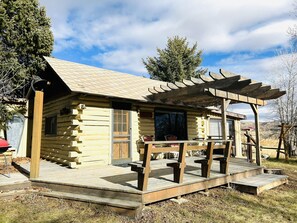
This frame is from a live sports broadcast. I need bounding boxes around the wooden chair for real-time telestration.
[164,134,178,158]
[213,141,232,174]
[165,134,177,141]
[138,135,163,160]
[194,141,214,178]
[141,135,154,142]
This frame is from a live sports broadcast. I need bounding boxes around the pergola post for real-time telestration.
[30,90,44,179]
[221,98,230,140]
[250,104,261,166]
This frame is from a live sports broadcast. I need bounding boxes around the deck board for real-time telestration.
[18,157,260,193]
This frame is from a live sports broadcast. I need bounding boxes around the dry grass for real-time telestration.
[139,158,297,223]
[0,194,123,223]
[0,158,296,223]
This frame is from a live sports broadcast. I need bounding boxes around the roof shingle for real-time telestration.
[44,57,165,101]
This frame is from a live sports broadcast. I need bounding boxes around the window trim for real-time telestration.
[45,115,57,136]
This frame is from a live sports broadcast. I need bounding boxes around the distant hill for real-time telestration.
[241,121,280,140]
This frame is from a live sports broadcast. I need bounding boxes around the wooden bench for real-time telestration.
[130,140,232,191]
[194,141,215,178]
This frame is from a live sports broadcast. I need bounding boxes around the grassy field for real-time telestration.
[0,158,296,223]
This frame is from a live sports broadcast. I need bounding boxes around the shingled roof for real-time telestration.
[44,57,285,111]
[44,57,166,102]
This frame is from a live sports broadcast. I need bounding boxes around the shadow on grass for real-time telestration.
[266,157,297,165]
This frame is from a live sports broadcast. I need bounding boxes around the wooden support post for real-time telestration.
[30,91,44,179]
[250,104,261,166]
[220,141,232,174]
[177,143,187,182]
[221,99,230,140]
[167,143,187,183]
[246,130,252,162]
[194,141,214,178]
[139,143,152,191]
[276,123,284,159]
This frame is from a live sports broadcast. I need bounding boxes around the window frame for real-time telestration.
[45,115,57,136]
[154,108,188,141]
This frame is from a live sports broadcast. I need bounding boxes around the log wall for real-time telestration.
[139,106,155,138]
[41,94,79,168]
[72,95,111,166]
[138,105,208,141]
[41,94,240,168]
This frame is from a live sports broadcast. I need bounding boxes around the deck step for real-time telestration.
[231,174,288,195]
[0,181,31,192]
[40,191,143,217]
[31,180,142,202]
[0,189,33,199]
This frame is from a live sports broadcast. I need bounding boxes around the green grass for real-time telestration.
[0,158,296,223]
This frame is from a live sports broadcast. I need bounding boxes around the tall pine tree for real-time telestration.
[0,0,53,130]
[143,36,206,82]
[0,0,53,90]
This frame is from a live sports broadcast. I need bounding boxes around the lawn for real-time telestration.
[0,158,296,223]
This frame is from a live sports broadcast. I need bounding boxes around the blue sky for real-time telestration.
[39,0,296,121]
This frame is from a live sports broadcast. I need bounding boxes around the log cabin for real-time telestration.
[26,57,259,168]
[20,57,288,214]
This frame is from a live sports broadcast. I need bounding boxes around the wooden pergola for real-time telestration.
[147,69,286,166]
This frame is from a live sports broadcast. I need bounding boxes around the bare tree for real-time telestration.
[0,60,28,131]
[288,1,297,41]
[272,46,297,156]
[0,62,27,99]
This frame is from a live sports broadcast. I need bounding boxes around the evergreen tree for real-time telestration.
[0,0,53,92]
[143,36,206,82]
[0,0,53,130]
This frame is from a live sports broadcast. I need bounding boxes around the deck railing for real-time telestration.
[129,140,232,191]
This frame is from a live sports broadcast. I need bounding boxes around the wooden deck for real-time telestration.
[4,157,265,217]
[17,158,262,203]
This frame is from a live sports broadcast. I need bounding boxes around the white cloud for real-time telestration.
[93,48,149,75]
[229,103,278,122]
[38,0,295,121]
[39,0,295,76]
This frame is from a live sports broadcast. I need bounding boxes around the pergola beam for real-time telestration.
[236,82,263,94]
[258,90,286,100]
[205,88,266,106]
[247,85,271,98]
[223,79,251,91]
[150,75,241,101]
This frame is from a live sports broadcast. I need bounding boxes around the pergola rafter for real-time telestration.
[147,69,286,166]
[148,69,285,106]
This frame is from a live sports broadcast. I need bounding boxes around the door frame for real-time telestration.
[111,109,132,165]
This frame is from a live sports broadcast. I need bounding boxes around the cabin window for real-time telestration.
[209,119,234,139]
[45,115,57,135]
[154,109,187,141]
